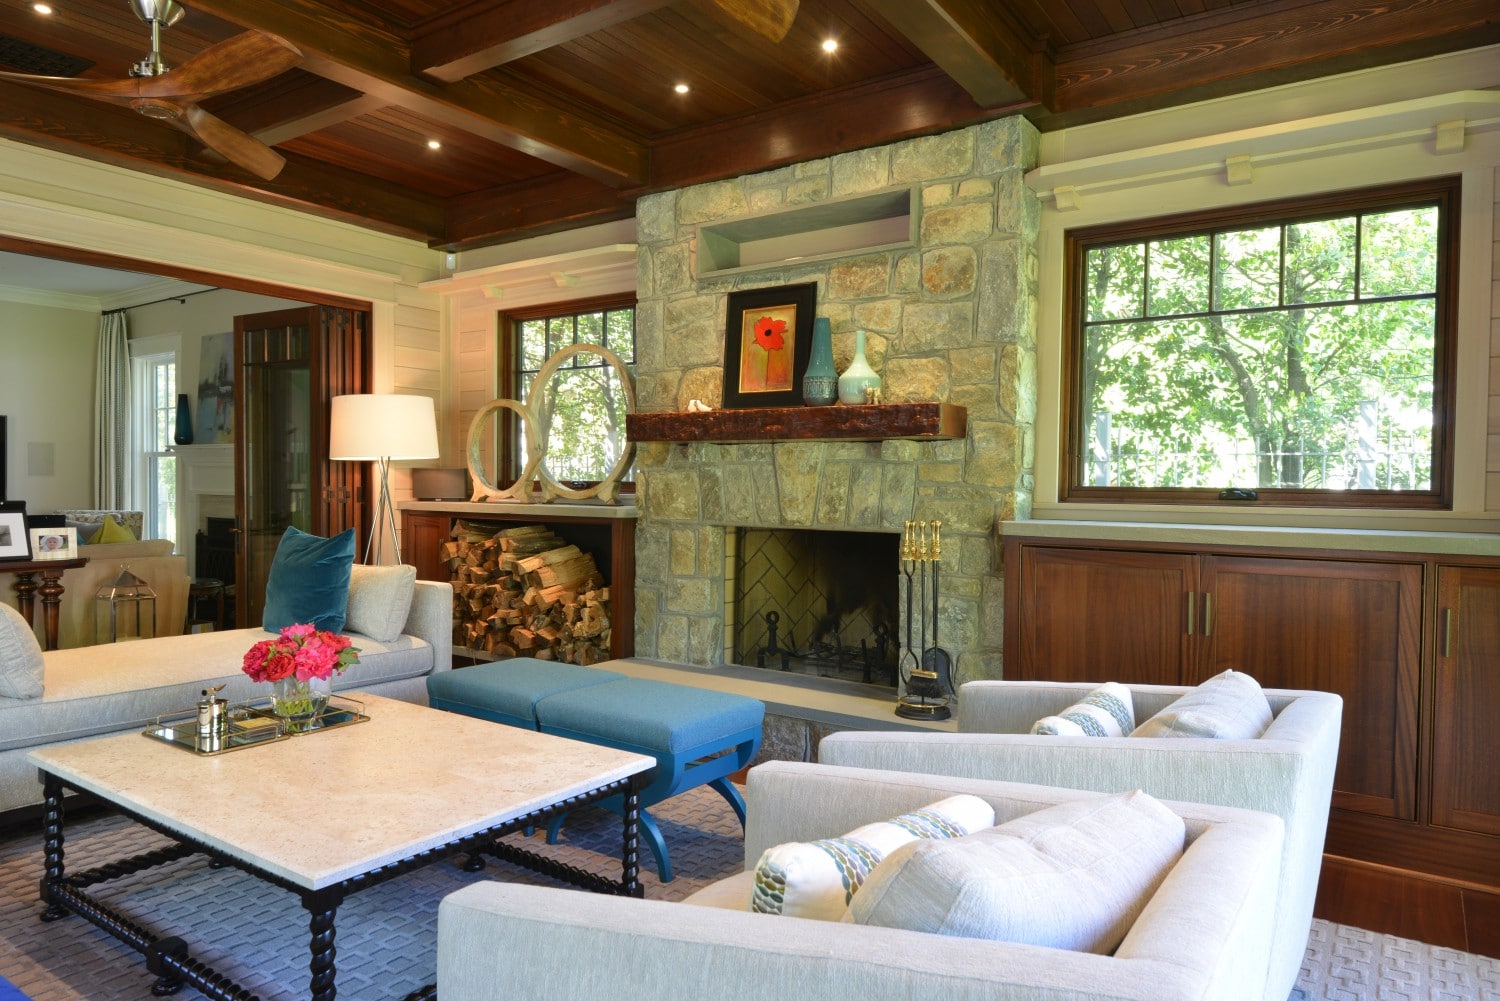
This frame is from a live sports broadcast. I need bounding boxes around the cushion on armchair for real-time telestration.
[87,514,137,544]
[1131,669,1273,739]
[750,794,995,920]
[1031,681,1135,736]
[846,789,1185,954]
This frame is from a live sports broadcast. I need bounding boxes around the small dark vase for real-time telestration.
[174,393,194,445]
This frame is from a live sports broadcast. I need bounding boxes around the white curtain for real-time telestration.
[94,311,131,509]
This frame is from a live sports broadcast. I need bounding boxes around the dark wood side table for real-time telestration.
[7,557,87,650]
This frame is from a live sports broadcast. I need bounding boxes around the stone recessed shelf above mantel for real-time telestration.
[626,403,967,444]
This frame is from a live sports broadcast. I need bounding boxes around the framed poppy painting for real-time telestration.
[720,282,817,409]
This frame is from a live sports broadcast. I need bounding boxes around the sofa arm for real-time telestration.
[405,580,452,673]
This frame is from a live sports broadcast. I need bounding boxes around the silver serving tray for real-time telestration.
[143,696,369,755]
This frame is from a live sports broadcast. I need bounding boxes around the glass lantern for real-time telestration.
[95,565,157,643]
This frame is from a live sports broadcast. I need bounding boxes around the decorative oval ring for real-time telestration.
[466,397,541,503]
[529,343,637,504]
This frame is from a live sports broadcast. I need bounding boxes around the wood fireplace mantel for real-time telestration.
[626,402,966,444]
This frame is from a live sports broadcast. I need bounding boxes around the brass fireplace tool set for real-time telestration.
[896,519,953,721]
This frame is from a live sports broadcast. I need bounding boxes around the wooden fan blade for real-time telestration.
[132,32,301,101]
[0,68,149,103]
[180,104,286,180]
[707,0,799,42]
[0,32,299,105]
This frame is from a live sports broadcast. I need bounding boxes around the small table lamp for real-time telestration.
[329,394,440,565]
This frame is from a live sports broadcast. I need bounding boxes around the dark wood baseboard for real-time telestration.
[1316,854,1500,958]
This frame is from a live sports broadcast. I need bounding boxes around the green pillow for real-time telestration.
[261,526,356,633]
[87,514,137,544]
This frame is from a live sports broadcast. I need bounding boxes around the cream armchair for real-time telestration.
[0,539,189,647]
[817,681,1342,1001]
[435,761,1284,1001]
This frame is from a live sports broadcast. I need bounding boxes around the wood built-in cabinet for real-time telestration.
[400,503,637,661]
[1003,532,1500,954]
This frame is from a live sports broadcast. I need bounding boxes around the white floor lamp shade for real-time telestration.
[329,394,440,565]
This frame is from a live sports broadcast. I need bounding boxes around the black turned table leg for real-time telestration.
[38,773,70,922]
[305,889,342,1001]
[621,780,643,898]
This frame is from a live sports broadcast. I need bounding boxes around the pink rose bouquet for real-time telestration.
[242,623,360,684]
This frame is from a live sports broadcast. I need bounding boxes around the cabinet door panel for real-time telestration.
[1015,547,1193,685]
[1203,556,1421,820]
[1432,566,1500,837]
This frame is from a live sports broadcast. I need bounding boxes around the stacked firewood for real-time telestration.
[441,521,611,664]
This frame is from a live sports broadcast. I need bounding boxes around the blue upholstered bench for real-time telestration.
[427,659,764,881]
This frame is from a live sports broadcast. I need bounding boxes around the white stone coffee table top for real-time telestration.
[27,694,653,890]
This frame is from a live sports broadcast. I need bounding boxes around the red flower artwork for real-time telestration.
[752,315,787,352]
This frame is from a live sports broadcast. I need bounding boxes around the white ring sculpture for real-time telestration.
[466,343,636,505]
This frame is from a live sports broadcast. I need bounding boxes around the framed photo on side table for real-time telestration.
[29,526,77,561]
[0,504,31,561]
[720,282,816,409]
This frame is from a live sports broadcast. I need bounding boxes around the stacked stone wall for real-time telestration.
[632,117,1040,689]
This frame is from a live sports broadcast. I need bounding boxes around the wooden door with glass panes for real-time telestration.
[233,306,367,627]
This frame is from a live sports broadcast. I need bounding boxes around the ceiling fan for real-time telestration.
[0,0,301,180]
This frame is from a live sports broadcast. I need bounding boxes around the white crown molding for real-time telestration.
[420,243,638,306]
[0,282,102,311]
[1027,91,1500,207]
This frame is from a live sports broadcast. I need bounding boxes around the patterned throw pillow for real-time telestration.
[1031,681,1135,737]
[750,794,996,920]
[1131,669,1273,739]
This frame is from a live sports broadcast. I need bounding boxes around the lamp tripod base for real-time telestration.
[895,696,951,721]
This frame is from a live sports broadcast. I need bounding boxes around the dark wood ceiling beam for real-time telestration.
[174,0,650,186]
[412,0,673,83]
[861,0,1052,109]
[209,76,387,145]
[0,82,444,242]
[444,172,633,250]
[1052,0,1500,119]
[649,66,1000,189]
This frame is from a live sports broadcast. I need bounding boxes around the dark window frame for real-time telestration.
[1061,177,1460,510]
[498,292,637,491]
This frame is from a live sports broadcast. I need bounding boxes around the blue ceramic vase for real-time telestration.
[802,317,838,406]
[174,393,194,445]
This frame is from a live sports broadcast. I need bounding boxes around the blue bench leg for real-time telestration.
[546,806,674,882]
[708,775,748,831]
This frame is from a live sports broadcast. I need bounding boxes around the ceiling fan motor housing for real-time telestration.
[127,0,185,78]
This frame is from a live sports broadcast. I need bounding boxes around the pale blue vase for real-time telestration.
[837,329,881,405]
[802,317,838,406]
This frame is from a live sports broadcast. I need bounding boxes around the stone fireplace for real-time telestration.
[630,116,1040,697]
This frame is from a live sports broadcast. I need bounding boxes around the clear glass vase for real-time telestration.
[270,675,331,733]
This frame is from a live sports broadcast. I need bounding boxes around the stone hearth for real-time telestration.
[630,116,1040,693]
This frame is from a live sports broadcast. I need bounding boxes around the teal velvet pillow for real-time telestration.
[261,526,356,634]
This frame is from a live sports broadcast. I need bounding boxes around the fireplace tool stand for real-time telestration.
[896,519,952,721]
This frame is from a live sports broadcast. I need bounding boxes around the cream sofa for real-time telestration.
[817,680,1342,1001]
[435,761,1285,1001]
[0,539,190,648]
[0,578,452,821]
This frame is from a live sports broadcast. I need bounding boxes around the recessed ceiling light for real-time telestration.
[674,82,689,94]
[426,139,442,150]
[33,3,54,13]
[821,38,838,54]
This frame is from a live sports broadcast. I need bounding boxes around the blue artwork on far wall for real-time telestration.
[196,332,234,443]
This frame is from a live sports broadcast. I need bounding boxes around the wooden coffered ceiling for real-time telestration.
[0,0,1495,253]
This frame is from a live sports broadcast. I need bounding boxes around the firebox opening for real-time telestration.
[728,528,900,690]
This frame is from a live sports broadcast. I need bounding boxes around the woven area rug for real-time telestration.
[1,789,1495,1001]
